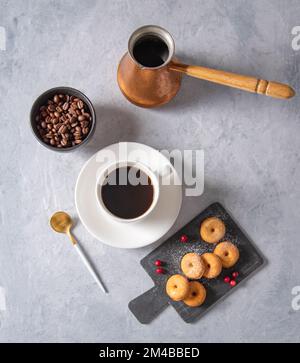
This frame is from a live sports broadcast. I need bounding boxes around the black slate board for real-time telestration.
[129,202,265,324]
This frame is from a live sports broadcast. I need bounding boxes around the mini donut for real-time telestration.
[202,253,223,279]
[181,253,206,279]
[200,217,226,243]
[214,241,240,268]
[183,281,207,307]
[166,274,190,301]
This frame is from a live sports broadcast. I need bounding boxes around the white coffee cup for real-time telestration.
[95,160,160,223]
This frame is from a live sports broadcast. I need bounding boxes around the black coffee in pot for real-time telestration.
[133,35,169,67]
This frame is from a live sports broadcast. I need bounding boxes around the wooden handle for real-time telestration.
[169,62,295,100]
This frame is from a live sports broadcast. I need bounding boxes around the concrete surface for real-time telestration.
[0,0,300,342]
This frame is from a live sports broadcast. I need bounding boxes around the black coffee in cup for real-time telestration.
[101,167,154,220]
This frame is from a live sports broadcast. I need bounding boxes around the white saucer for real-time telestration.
[75,142,182,248]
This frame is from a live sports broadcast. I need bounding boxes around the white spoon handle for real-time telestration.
[74,244,108,294]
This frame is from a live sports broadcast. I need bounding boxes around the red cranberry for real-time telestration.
[180,234,188,243]
[154,260,163,266]
[224,276,231,283]
[232,272,239,279]
[156,268,165,274]
[230,280,237,287]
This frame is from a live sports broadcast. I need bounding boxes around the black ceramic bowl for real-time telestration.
[30,87,96,152]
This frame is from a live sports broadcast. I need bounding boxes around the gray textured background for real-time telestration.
[1,0,300,342]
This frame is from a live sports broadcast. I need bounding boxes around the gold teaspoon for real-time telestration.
[50,211,108,294]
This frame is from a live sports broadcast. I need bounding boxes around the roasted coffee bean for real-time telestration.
[78,115,85,121]
[48,104,56,112]
[54,123,61,131]
[35,93,92,148]
[58,125,67,134]
[81,120,89,128]
[62,102,69,111]
[77,100,84,109]
[53,95,60,104]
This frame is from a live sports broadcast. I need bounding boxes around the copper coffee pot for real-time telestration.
[117,25,295,108]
